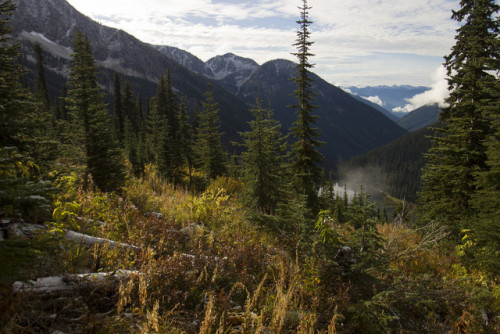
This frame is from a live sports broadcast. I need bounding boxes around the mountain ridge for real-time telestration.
[12,0,408,167]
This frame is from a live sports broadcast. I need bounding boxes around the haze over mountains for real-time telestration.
[11,0,415,167]
[347,85,431,118]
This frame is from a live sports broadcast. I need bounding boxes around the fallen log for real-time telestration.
[12,270,139,294]
[65,230,141,251]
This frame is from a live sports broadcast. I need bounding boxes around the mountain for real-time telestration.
[235,59,408,167]
[10,0,252,145]
[154,45,214,78]
[396,104,441,131]
[340,124,436,202]
[349,94,399,122]
[206,53,259,95]
[11,0,407,167]
[347,85,430,117]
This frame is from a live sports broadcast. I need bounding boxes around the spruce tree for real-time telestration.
[239,97,286,214]
[289,0,323,214]
[178,97,195,180]
[124,116,141,176]
[29,43,58,167]
[196,84,227,179]
[419,0,499,235]
[0,0,54,220]
[66,31,125,192]
[165,69,182,175]
[290,0,323,213]
[122,80,136,133]
[113,73,124,143]
[0,0,27,148]
[33,43,50,110]
[156,74,174,179]
[145,97,162,165]
[470,99,500,275]
[135,94,144,131]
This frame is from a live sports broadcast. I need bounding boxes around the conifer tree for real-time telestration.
[29,43,58,167]
[124,116,141,176]
[178,97,195,180]
[33,43,50,110]
[113,73,124,143]
[419,0,500,235]
[196,84,227,179]
[122,80,136,133]
[145,97,162,165]
[239,97,286,214]
[470,99,500,275]
[0,0,27,148]
[165,69,182,174]
[157,74,174,179]
[0,0,54,220]
[289,0,323,214]
[66,31,124,192]
[135,94,144,131]
[192,104,201,137]
[55,84,68,121]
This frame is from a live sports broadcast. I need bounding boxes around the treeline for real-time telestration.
[0,0,328,224]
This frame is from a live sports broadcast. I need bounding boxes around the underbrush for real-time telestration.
[1,168,499,333]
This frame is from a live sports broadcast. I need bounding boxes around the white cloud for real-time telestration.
[65,0,461,86]
[362,96,384,107]
[392,65,450,113]
[341,87,355,94]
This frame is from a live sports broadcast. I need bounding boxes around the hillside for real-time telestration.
[10,0,253,145]
[397,104,441,131]
[11,0,408,165]
[340,125,436,202]
[238,59,408,167]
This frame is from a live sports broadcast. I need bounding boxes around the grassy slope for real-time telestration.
[1,168,499,333]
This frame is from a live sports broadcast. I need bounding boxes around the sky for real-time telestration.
[65,0,462,103]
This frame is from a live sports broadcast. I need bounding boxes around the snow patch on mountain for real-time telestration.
[154,44,214,77]
[98,56,150,81]
[268,59,295,77]
[206,53,259,88]
[20,31,72,59]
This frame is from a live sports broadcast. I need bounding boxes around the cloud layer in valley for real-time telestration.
[66,0,461,87]
[393,66,450,113]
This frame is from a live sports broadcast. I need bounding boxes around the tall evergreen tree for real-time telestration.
[289,0,323,213]
[66,31,125,192]
[0,0,27,148]
[196,84,227,179]
[0,0,54,220]
[33,43,50,110]
[113,73,124,143]
[156,74,174,178]
[239,97,286,214]
[29,43,57,167]
[135,94,144,131]
[55,84,68,121]
[178,97,195,180]
[124,116,141,176]
[122,80,136,133]
[145,97,162,165]
[419,0,500,235]
[192,104,201,138]
[164,69,182,175]
[470,95,500,275]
